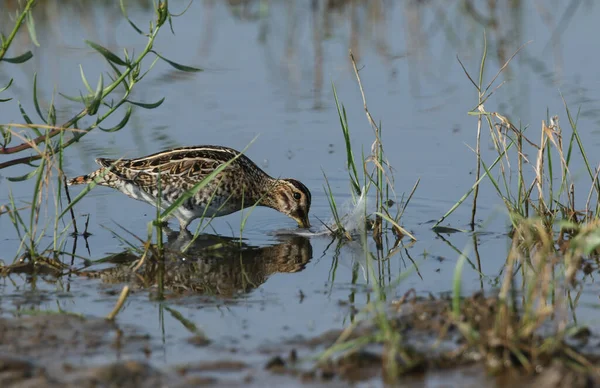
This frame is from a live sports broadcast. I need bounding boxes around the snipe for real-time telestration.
[67,145,311,230]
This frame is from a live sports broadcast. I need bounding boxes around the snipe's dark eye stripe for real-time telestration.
[286,179,311,205]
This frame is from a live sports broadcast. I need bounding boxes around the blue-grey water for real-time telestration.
[1,0,600,384]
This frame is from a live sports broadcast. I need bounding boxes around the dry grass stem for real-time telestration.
[106,285,130,320]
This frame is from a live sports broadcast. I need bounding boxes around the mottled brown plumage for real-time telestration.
[67,145,311,230]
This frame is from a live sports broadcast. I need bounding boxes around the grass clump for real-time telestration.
[326,52,417,244]
[437,33,600,233]
[452,217,599,377]
[305,217,599,384]
[317,51,421,382]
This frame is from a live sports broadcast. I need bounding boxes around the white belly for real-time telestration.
[117,182,241,225]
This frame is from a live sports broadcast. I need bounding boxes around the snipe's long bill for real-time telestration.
[67,145,311,230]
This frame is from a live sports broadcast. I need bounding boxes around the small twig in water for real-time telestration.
[106,285,130,320]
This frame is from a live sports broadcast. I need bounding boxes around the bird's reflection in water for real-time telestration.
[92,230,313,297]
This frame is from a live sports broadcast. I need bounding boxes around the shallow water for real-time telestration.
[1,0,600,384]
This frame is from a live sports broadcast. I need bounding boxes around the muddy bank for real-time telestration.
[0,314,162,387]
[263,293,600,387]
[1,292,598,387]
[0,313,254,387]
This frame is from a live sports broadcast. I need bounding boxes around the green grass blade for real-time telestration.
[478,30,487,90]
[332,83,360,195]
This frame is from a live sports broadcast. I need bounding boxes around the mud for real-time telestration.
[0,314,256,387]
[262,293,600,387]
[0,284,599,387]
[0,313,168,387]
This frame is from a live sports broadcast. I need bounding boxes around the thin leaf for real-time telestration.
[29,156,46,230]
[332,83,360,196]
[452,250,468,319]
[2,51,33,63]
[322,170,343,230]
[432,225,466,234]
[7,167,41,182]
[170,0,194,17]
[32,73,47,124]
[85,40,128,66]
[26,8,40,47]
[47,94,56,126]
[120,0,144,34]
[478,30,487,89]
[59,92,90,104]
[8,189,26,242]
[18,102,33,125]
[99,106,132,132]
[17,101,43,138]
[151,50,202,72]
[0,78,13,93]
[107,61,128,92]
[136,56,161,82]
[79,65,94,93]
[167,8,175,34]
[126,97,165,109]
[87,74,104,115]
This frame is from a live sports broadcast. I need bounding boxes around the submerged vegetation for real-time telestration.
[1,0,600,386]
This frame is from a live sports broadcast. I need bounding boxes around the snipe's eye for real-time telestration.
[293,192,302,200]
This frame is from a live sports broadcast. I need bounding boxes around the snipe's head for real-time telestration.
[264,179,312,228]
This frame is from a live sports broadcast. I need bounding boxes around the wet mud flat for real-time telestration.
[0,290,598,387]
[0,312,259,387]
